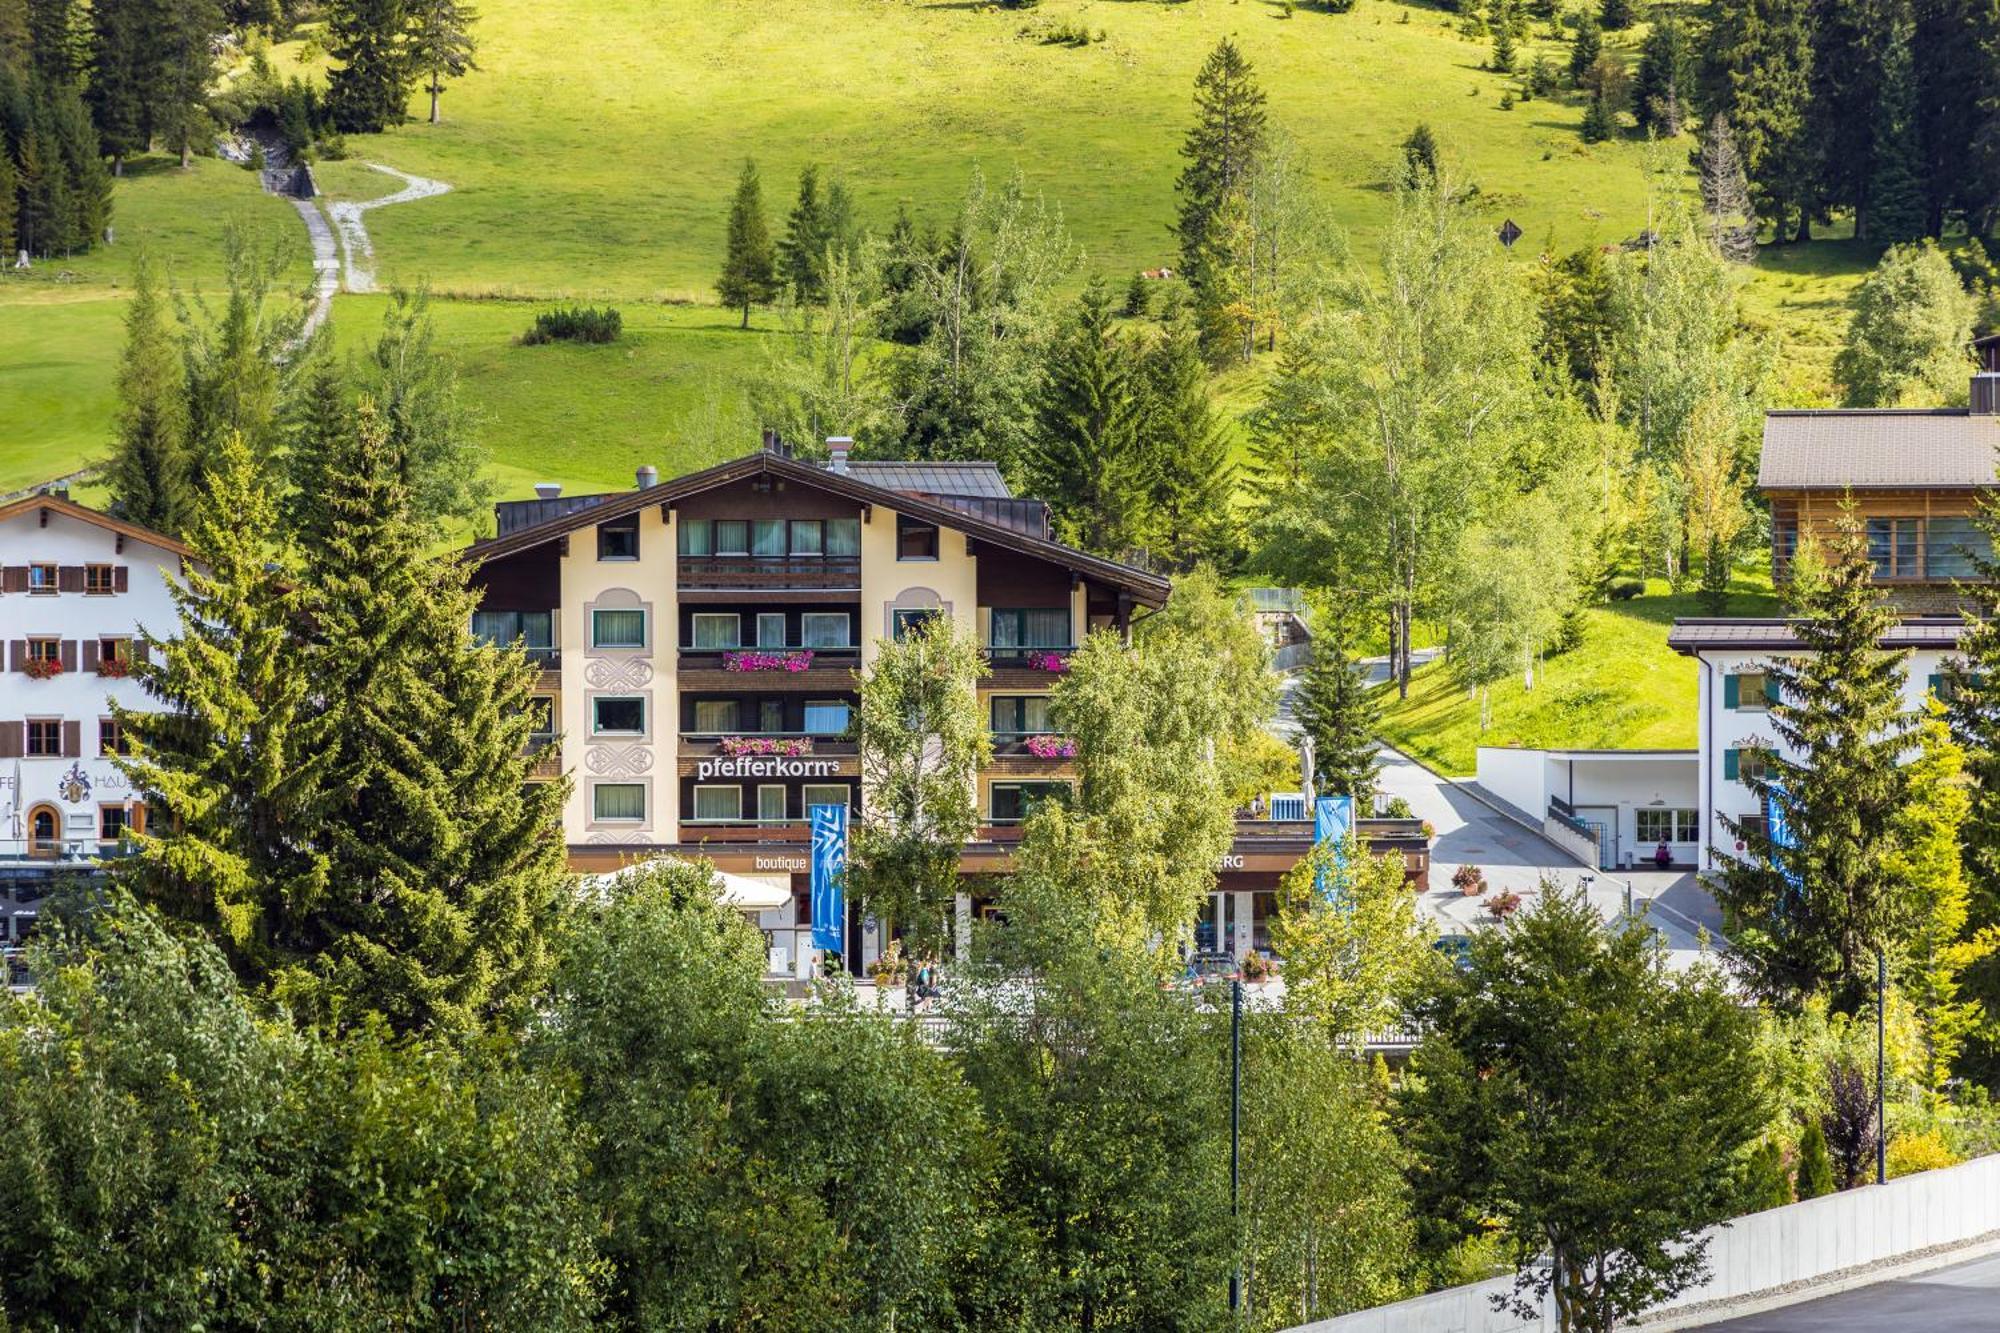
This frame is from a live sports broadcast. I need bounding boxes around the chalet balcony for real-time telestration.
[679,820,814,844]
[982,645,1075,689]
[677,556,862,595]
[677,646,861,691]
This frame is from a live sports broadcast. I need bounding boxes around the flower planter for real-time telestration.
[1024,734,1077,759]
[719,736,815,757]
[1023,650,1069,673]
[97,659,132,679]
[723,649,814,673]
[22,659,63,680]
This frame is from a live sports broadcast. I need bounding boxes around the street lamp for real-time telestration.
[1877,949,1887,1186]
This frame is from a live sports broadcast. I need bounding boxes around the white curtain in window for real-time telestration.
[694,787,743,821]
[692,614,740,648]
[593,783,645,821]
[803,701,850,734]
[801,613,849,647]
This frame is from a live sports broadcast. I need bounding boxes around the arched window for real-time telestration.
[27,805,60,858]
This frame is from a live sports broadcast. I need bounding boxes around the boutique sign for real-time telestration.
[695,755,843,782]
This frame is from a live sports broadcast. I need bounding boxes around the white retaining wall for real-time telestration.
[1287,1152,2000,1333]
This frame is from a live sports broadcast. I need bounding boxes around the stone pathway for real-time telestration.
[325,164,452,295]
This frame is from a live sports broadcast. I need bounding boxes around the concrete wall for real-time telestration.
[1476,748,1700,869]
[1475,747,1555,822]
[1286,1153,2000,1333]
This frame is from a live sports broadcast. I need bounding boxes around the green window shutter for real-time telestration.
[1766,677,1781,705]
[1724,748,1739,781]
[1723,675,1740,709]
[1929,673,1942,697]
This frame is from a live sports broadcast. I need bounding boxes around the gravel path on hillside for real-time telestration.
[327,165,452,294]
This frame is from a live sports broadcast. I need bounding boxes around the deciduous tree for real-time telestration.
[1834,240,1974,407]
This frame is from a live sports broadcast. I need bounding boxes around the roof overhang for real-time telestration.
[0,493,194,559]
[1668,616,1970,656]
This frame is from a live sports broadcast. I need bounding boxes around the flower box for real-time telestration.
[719,736,815,757]
[97,658,132,679]
[1023,650,1069,673]
[22,658,63,680]
[723,649,815,673]
[1024,734,1077,759]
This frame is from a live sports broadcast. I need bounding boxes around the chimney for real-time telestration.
[534,482,562,500]
[1974,373,2000,416]
[635,465,659,490]
[826,436,852,473]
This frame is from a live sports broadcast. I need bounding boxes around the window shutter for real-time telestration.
[1724,749,1740,780]
[0,722,19,759]
[82,640,99,672]
[113,565,129,592]
[59,640,77,672]
[7,641,21,671]
[1723,675,1740,709]
[57,565,84,592]
[1765,677,1781,705]
[0,567,25,593]
[134,639,151,665]
[1929,673,1942,697]
[62,720,81,758]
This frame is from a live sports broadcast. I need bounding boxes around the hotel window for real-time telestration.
[892,608,940,641]
[1728,671,1774,713]
[1866,517,1923,579]
[990,608,1072,650]
[790,520,823,556]
[691,700,737,734]
[715,520,750,557]
[991,695,1053,736]
[803,699,850,735]
[756,613,788,648]
[27,563,55,594]
[591,608,647,649]
[472,610,553,654]
[593,783,646,822]
[691,613,741,649]
[27,638,60,667]
[1927,517,1992,580]
[826,518,861,558]
[99,805,130,842]
[692,786,743,821]
[1635,809,1699,843]
[26,719,62,757]
[897,515,938,561]
[756,785,787,823]
[800,613,850,648]
[802,783,849,811]
[758,699,786,733]
[84,564,116,595]
[598,516,640,561]
[752,519,787,557]
[1724,748,1770,783]
[678,518,714,556]
[99,636,132,670]
[99,717,127,756]
[592,696,646,735]
[990,781,1072,824]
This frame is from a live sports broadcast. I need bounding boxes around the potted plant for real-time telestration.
[1024,734,1077,758]
[97,655,131,678]
[722,649,815,673]
[1486,889,1524,920]
[1451,863,1487,897]
[1242,950,1270,983]
[22,657,63,680]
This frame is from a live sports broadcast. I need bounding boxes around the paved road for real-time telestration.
[1704,1250,2000,1330]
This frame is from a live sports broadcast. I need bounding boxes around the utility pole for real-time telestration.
[1877,950,1888,1186]
[1230,977,1243,1313]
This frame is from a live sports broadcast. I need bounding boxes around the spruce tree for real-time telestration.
[1699,0,1816,241]
[0,144,15,259]
[1568,9,1602,86]
[1137,306,1234,568]
[107,252,191,536]
[1023,277,1148,555]
[113,430,333,985]
[1598,0,1632,30]
[1402,121,1440,188]
[1491,1,1517,72]
[1863,16,1926,248]
[25,0,78,82]
[716,158,778,328]
[1713,515,1915,1012]
[1175,37,1266,357]
[326,0,412,134]
[778,163,830,304]
[1580,89,1615,142]
[85,0,147,168]
[1941,504,2000,1086]
[47,79,108,242]
[1806,0,1889,236]
[153,0,221,169]
[287,398,570,1033]
[408,0,477,124]
[1632,9,1695,135]
[1696,113,1758,264]
[1293,616,1382,806]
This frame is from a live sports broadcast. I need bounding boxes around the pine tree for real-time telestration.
[1491,0,1517,72]
[154,0,222,168]
[1713,514,1915,1012]
[1136,307,1235,568]
[1913,0,1989,237]
[716,158,779,328]
[326,0,412,134]
[1175,37,1266,358]
[1123,269,1150,317]
[25,0,77,82]
[46,80,109,242]
[1402,121,1440,188]
[778,163,829,304]
[1580,89,1615,142]
[1292,617,1382,805]
[1696,113,1758,264]
[107,252,191,536]
[1598,0,1632,30]
[85,0,147,168]
[407,0,477,124]
[1700,0,1817,241]
[113,430,333,984]
[1023,277,1149,555]
[1632,9,1695,135]
[179,227,302,491]
[0,0,29,77]
[1794,1120,1835,1199]
[1864,15,1927,248]
[1568,9,1602,86]
[285,398,570,1033]
[1806,0,1889,237]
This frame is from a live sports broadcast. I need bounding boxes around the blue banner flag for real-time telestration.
[809,803,848,954]
[1764,780,1803,909]
[1313,794,1355,902]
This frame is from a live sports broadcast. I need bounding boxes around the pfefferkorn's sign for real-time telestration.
[694,755,843,782]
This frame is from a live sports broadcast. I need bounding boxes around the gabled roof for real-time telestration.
[841,461,1013,499]
[465,452,1172,605]
[1760,409,2000,490]
[0,492,194,559]
[1668,616,1969,654]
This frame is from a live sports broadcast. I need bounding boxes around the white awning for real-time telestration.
[579,857,795,912]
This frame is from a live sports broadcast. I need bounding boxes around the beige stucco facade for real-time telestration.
[858,502,979,667]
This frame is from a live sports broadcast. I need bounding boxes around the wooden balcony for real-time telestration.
[677,648,861,691]
[982,647,1075,690]
[678,556,861,594]
[675,734,860,778]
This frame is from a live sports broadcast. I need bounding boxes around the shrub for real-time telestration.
[1737,1139,1793,1211]
[1886,1130,1960,1179]
[1548,603,1588,655]
[1379,796,1415,818]
[1794,1121,1835,1199]
[1608,578,1645,601]
[523,305,624,346]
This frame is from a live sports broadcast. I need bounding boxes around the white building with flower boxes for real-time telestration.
[0,492,191,925]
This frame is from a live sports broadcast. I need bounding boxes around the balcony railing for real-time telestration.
[0,839,140,864]
[679,557,862,591]
[679,733,859,755]
[984,646,1075,671]
[525,735,561,778]
[990,732,1077,758]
